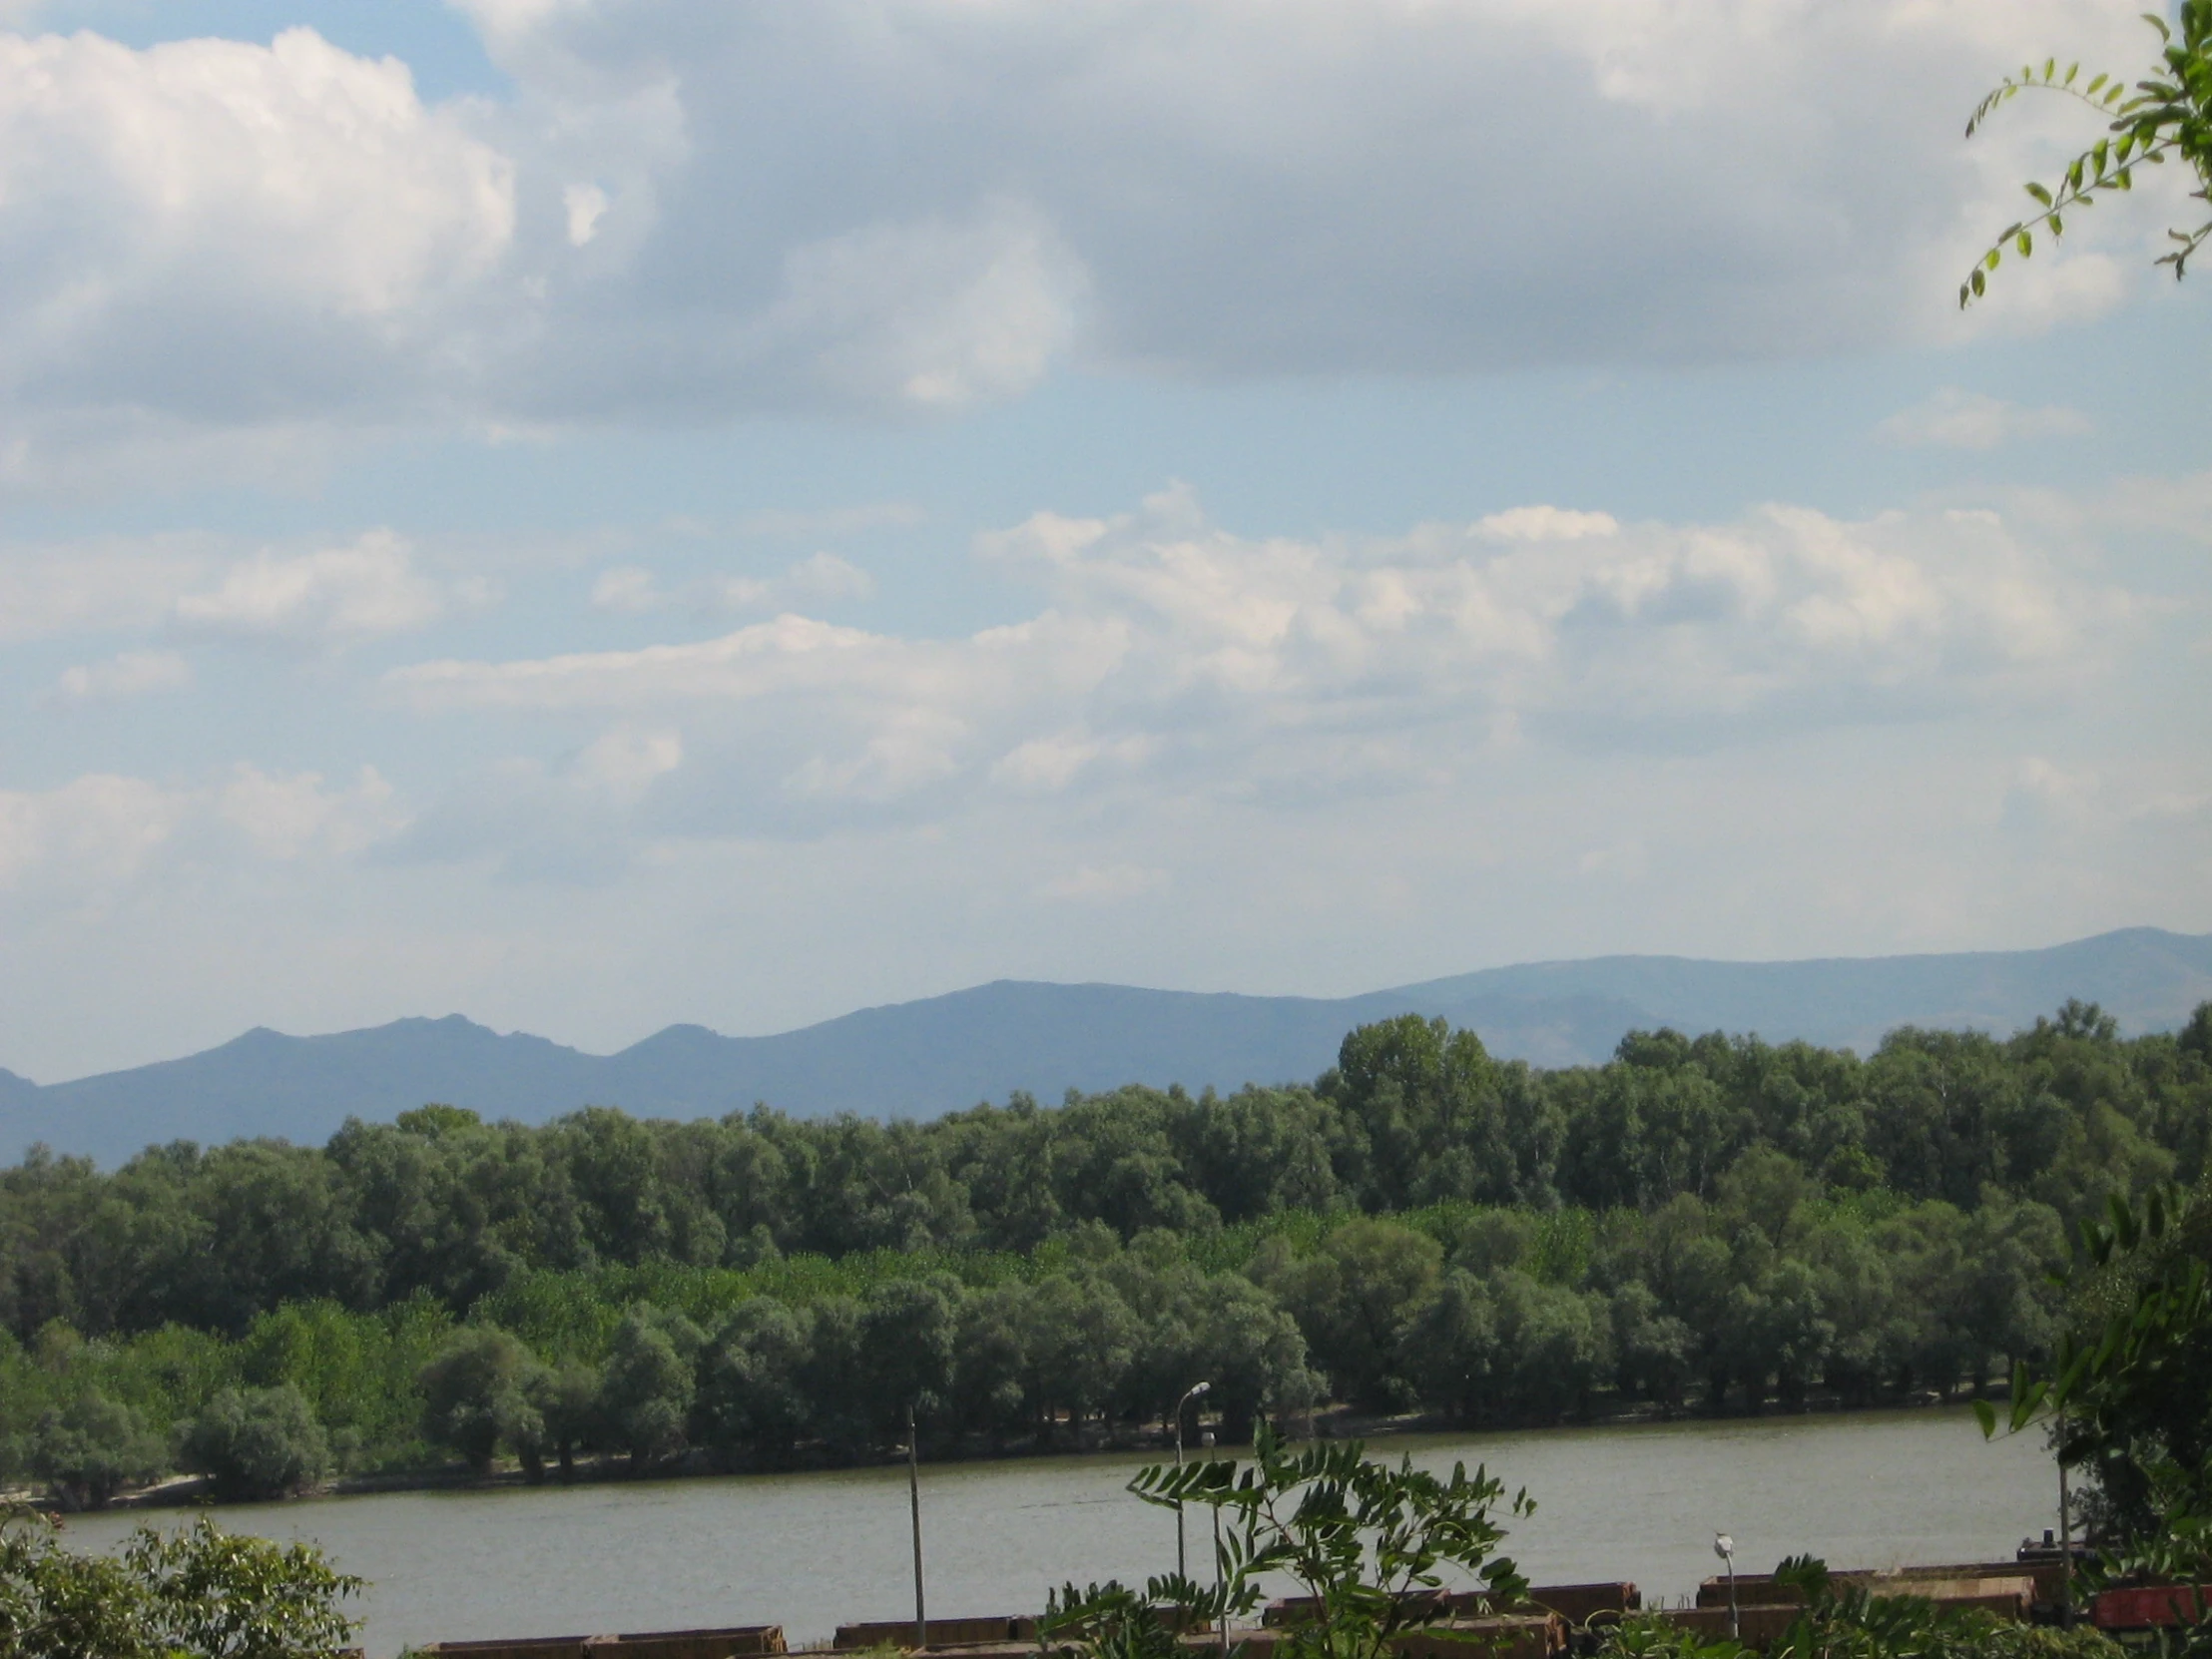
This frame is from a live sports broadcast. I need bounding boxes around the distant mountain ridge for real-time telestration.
[5,926,2208,1168]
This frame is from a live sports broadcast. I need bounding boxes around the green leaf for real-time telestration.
[1971,1398,1996,1437]
[2027,181,2054,205]
[2017,230,2033,256]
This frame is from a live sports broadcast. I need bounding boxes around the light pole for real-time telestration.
[1714,1534,1737,1641]
[1174,1381,1212,1581]
[909,1401,926,1652]
[1201,1429,1226,1656]
[2057,1409,2075,1628]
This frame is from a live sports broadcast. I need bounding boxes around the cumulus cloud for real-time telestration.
[1880,388,2094,450]
[44,650,192,707]
[0,762,393,915]
[217,764,400,860]
[384,486,2127,853]
[0,0,2185,455]
[0,28,512,428]
[171,532,468,647]
[0,535,214,641]
[0,774,183,904]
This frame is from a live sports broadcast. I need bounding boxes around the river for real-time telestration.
[58,1409,2059,1657]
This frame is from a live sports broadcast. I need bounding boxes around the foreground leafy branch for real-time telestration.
[1044,1426,1531,1659]
[0,1507,360,1659]
[1974,1179,2212,1659]
[1960,2,2212,304]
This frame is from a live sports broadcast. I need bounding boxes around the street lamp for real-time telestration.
[1714,1534,1737,1641]
[1175,1381,1213,1581]
[1201,1430,1226,1655]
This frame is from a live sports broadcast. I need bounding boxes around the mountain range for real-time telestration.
[5,926,2208,1168]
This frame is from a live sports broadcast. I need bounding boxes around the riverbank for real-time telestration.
[42,1384,1983,1516]
[52,1406,2059,1659]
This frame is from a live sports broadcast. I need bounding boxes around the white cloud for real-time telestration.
[0,773,183,902]
[385,486,2127,851]
[0,535,213,641]
[45,649,192,707]
[0,761,394,915]
[217,764,400,860]
[592,551,877,616]
[172,532,457,646]
[563,182,609,248]
[1880,388,2094,450]
[0,27,513,438]
[1475,506,1621,542]
[379,728,682,881]
[0,0,2186,452]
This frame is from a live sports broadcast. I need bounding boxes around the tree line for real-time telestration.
[1,1000,2206,1504]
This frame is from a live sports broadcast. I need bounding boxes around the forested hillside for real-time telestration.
[2,1000,2208,1505]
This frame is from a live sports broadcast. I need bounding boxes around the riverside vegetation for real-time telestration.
[1,1001,2208,1507]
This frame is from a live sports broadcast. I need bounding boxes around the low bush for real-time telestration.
[177,1385,331,1502]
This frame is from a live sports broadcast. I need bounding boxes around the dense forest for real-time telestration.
[2,1000,2208,1505]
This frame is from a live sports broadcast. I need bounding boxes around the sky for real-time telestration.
[1,0,2208,1083]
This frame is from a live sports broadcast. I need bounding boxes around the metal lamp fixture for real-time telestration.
[1174,1381,1213,1580]
[1714,1534,1737,1640]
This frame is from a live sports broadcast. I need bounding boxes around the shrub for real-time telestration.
[598,1306,702,1466]
[0,1507,361,1659]
[417,1327,543,1476]
[178,1385,331,1502]
[27,1390,166,1510]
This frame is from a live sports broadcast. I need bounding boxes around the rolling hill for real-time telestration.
[4,926,2207,1167]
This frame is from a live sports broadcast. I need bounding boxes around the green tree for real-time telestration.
[1978,1180,2212,1549]
[948,1282,1030,1442]
[598,1305,703,1467]
[1609,1280,1695,1412]
[0,1509,360,1659]
[178,1385,331,1502]
[1960,3,2212,302]
[1019,1273,1137,1439]
[857,1277,958,1438]
[1400,1269,1499,1423]
[1259,1218,1441,1410]
[696,1298,814,1463]
[27,1390,166,1510]
[126,1515,361,1659]
[417,1326,543,1476]
[525,1361,601,1481]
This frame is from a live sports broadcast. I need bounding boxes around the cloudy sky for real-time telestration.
[1,0,2207,1081]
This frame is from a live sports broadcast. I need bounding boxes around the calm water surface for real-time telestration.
[62,1410,2058,1658]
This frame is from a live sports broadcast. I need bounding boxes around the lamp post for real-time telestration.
[1201,1429,1226,1656]
[1174,1381,1212,1581]
[1714,1534,1737,1641]
[909,1401,926,1653]
[2057,1409,2075,1628]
